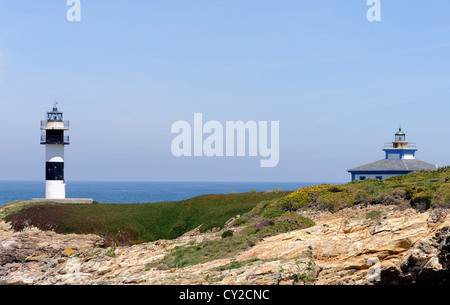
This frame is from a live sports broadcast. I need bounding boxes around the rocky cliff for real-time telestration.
[1,204,449,285]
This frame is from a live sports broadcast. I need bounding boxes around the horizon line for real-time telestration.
[0,179,345,183]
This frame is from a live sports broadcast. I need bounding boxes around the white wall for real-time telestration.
[45,180,66,199]
[45,145,64,162]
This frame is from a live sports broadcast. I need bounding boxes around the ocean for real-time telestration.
[0,181,338,207]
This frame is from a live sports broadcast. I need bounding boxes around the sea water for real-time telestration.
[0,181,338,207]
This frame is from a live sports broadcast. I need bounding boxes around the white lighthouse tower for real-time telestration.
[40,103,70,199]
[32,104,93,204]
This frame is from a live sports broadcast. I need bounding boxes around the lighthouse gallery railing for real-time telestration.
[40,120,70,130]
[40,134,70,145]
[384,142,417,149]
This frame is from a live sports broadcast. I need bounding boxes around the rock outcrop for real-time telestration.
[1,205,449,285]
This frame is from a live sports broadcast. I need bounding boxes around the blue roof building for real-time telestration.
[347,128,439,181]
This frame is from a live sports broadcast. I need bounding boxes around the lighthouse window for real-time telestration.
[48,113,63,121]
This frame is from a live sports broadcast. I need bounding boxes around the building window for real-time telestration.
[360,176,366,180]
[376,176,382,180]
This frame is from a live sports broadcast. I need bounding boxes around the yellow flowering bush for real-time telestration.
[316,191,354,212]
[437,183,450,206]
[283,184,353,211]
[412,190,431,201]
[410,189,433,211]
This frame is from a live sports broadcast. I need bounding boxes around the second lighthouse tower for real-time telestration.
[40,104,70,199]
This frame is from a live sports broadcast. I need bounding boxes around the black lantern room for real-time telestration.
[395,128,406,142]
[47,106,64,122]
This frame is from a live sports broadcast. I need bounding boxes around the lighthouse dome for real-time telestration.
[394,128,406,142]
[395,128,405,135]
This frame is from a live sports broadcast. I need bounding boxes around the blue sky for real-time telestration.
[0,1,449,182]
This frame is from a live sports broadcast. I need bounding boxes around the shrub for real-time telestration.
[277,212,316,229]
[106,247,117,257]
[316,191,354,212]
[263,206,284,218]
[436,183,450,206]
[219,259,259,271]
[221,230,234,239]
[233,216,248,227]
[354,190,369,201]
[328,185,344,192]
[254,220,274,229]
[249,188,257,194]
[284,187,314,208]
[411,191,432,211]
[284,184,355,212]
[365,210,382,220]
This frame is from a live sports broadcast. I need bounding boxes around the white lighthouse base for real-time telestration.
[45,180,66,199]
[31,198,94,204]
[34,180,93,204]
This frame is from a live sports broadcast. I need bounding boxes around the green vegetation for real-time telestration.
[151,231,259,269]
[276,167,450,213]
[232,216,248,227]
[3,167,450,266]
[150,195,317,269]
[221,230,234,239]
[0,201,48,219]
[145,168,450,269]
[293,260,316,285]
[106,247,117,258]
[365,210,382,221]
[149,214,315,270]
[218,259,260,271]
[3,191,291,246]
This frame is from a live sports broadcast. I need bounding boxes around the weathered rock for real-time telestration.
[0,205,449,285]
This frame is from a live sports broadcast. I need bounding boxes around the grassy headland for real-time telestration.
[1,191,292,245]
[3,167,450,250]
